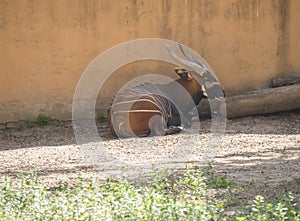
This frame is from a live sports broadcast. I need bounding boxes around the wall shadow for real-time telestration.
[0,110,299,151]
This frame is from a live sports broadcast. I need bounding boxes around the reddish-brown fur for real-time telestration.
[108,68,206,138]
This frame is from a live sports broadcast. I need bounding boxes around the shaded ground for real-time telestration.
[0,110,299,203]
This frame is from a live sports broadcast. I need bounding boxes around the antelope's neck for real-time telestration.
[160,79,203,114]
[178,79,203,104]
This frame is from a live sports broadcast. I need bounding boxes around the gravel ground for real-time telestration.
[0,110,299,201]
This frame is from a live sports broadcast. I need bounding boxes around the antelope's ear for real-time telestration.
[174,67,193,81]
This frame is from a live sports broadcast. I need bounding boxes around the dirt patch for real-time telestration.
[0,110,299,202]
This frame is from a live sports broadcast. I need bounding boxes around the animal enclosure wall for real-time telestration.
[0,0,299,123]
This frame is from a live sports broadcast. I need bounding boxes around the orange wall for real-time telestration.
[0,0,299,122]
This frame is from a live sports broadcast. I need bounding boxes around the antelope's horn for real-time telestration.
[178,44,207,71]
[178,44,220,84]
[166,44,205,76]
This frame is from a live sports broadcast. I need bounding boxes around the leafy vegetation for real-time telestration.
[98,112,108,123]
[18,123,24,130]
[26,119,35,128]
[1,131,9,139]
[235,194,299,221]
[37,114,51,125]
[0,168,299,221]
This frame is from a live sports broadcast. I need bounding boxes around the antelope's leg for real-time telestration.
[107,106,117,137]
[165,126,182,135]
[168,105,191,128]
[148,114,167,136]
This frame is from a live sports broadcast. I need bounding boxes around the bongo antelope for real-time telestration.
[107,44,224,138]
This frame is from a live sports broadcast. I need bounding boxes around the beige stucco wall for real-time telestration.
[0,0,299,123]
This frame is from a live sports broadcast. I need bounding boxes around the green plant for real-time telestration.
[26,119,35,128]
[0,170,223,220]
[234,194,300,221]
[98,112,108,123]
[209,175,233,189]
[37,114,51,125]
[205,163,233,189]
[0,169,299,221]
[1,130,8,139]
[18,123,24,130]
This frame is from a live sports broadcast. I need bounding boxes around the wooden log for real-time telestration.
[225,84,300,118]
[271,74,300,87]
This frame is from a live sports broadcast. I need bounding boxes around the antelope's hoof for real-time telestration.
[166,126,182,135]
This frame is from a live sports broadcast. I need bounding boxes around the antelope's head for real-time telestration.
[167,44,225,101]
[167,44,226,118]
[174,67,207,105]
